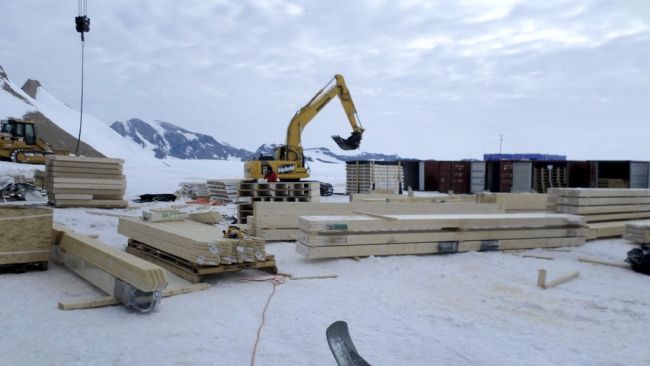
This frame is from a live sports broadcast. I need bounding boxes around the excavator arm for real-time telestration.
[282,74,364,160]
[244,74,365,180]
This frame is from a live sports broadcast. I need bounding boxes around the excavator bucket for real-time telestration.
[332,131,363,151]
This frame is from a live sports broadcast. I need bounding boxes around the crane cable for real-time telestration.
[74,0,90,155]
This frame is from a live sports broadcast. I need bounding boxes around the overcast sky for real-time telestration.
[1,1,648,160]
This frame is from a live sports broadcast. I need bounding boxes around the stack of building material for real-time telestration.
[0,205,52,270]
[548,188,650,239]
[349,193,474,203]
[45,155,127,208]
[207,179,241,202]
[253,201,505,241]
[51,226,169,312]
[476,192,548,212]
[549,188,650,222]
[178,181,210,198]
[118,217,275,282]
[346,162,403,194]
[237,181,320,224]
[296,213,584,259]
[624,221,650,244]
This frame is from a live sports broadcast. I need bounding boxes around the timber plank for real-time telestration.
[56,230,168,292]
[297,213,584,233]
[48,155,124,164]
[296,237,584,259]
[549,188,650,198]
[558,204,650,215]
[299,227,584,246]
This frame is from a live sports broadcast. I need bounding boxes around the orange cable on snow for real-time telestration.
[239,275,287,366]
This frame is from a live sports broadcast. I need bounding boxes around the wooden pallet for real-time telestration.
[126,240,277,283]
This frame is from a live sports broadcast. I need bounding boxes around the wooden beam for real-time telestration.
[538,269,580,289]
[578,257,630,269]
[58,283,211,310]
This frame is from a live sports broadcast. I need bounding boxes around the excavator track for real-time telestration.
[10,148,51,164]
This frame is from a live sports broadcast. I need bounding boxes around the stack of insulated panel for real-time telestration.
[549,188,650,223]
[236,181,320,224]
[207,179,241,202]
[346,161,403,194]
[45,155,127,208]
[252,201,505,241]
[624,221,650,244]
[296,213,585,259]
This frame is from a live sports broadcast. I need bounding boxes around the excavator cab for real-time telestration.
[332,130,363,151]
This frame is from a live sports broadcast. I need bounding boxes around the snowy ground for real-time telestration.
[1,160,649,366]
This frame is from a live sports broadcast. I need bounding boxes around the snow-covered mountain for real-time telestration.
[111,118,253,160]
[0,65,150,161]
[113,119,409,162]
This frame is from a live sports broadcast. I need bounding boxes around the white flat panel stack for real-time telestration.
[207,179,242,202]
[296,213,585,259]
[346,161,403,194]
[548,188,650,222]
[45,155,127,208]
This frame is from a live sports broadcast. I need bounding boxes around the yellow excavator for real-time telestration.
[244,74,365,180]
[0,118,54,164]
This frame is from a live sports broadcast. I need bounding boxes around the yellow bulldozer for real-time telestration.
[0,118,54,164]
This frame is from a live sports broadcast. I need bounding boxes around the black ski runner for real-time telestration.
[326,321,371,366]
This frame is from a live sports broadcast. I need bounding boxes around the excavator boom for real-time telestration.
[244,74,365,180]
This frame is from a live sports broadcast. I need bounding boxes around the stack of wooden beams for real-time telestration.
[237,181,320,224]
[118,217,267,265]
[52,227,168,292]
[549,188,650,222]
[296,213,585,259]
[624,220,650,244]
[253,201,505,241]
[346,162,403,194]
[45,155,127,208]
[178,181,210,198]
[207,179,241,202]
[52,226,168,311]
[0,206,52,269]
[476,192,548,212]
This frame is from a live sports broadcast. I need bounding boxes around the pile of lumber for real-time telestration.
[118,217,267,266]
[0,205,52,269]
[624,221,650,244]
[548,188,650,222]
[476,192,548,212]
[296,213,585,259]
[207,179,241,202]
[253,201,505,241]
[52,226,168,312]
[45,155,127,208]
[346,162,403,194]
